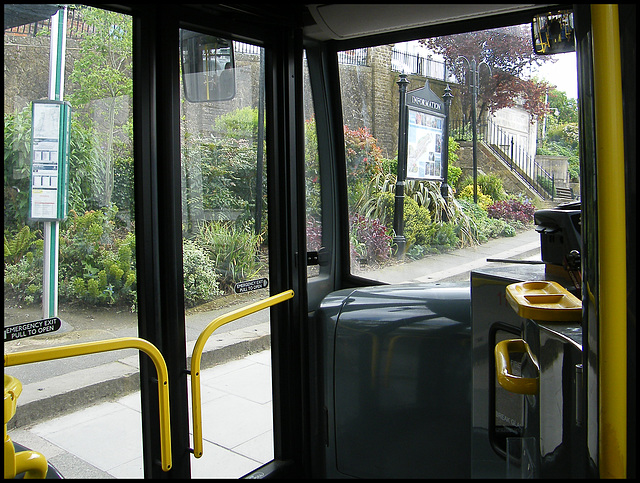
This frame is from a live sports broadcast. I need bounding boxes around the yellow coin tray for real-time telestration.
[505,280,581,321]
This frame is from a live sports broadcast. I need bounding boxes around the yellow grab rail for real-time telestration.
[4,337,172,472]
[494,339,539,395]
[190,289,294,458]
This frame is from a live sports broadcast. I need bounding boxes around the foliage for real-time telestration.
[4,253,43,306]
[195,220,264,292]
[487,198,536,224]
[458,174,506,202]
[4,226,39,266]
[538,94,579,183]
[68,6,133,207]
[349,214,392,263]
[306,215,322,252]
[182,239,222,308]
[458,198,521,243]
[423,24,553,123]
[4,108,32,233]
[448,165,463,190]
[344,125,384,185]
[547,88,578,124]
[305,117,321,219]
[214,106,260,140]
[457,184,494,210]
[58,206,137,307]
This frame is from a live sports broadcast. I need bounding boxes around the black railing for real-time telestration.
[390,49,457,82]
[450,118,554,199]
[4,8,95,40]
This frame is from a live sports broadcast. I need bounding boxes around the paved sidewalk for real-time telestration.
[5,228,541,478]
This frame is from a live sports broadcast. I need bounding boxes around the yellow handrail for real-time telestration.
[591,4,627,478]
[190,289,294,458]
[494,339,539,395]
[4,337,172,472]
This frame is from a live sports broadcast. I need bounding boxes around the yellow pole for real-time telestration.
[190,289,293,458]
[4,338,172,472]
[591,4,627,478]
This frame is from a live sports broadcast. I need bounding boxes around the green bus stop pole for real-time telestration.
[42,6,67,319]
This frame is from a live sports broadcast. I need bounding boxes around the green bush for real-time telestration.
[182,239,222,308]
[379,191,431,249]
[195,220,264,292]
[457,184,494,210]
[349,214,392,263]
[426,222,458,250]
[57,206,137,307]
[458,198,517,243]
[458,174,505,202]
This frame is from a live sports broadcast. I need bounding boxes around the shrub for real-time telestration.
[4,226,39,266]
[306,215,322,252]
[57,206,137,307]
[426,222,458,250]
[487,198,536,224]
[457,184,494,210]
[344,126,384,184]
[447,165,463,190]
[458,198,517,243]
[195,220,263,292]
[349,214,392,263]
[378,191,431,249]
[182,239,222,308]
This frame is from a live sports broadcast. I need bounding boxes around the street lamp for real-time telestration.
[454,55,491,204]
[393,73,409,257]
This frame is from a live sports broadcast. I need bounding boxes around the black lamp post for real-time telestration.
[393,73,409,257]
[441,83,453,207]
[455,55,490,204]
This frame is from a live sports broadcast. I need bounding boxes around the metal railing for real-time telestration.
[390,49,457,83]
[450,118,554,199]
[4,8,95,40]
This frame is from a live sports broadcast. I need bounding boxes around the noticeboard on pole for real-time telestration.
[404,82,445,181]
[29,100,71,221]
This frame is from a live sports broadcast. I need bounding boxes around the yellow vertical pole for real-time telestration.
[590,4,627,478]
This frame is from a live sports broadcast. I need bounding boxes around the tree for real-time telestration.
[422,24,554,123]
[67,6,132,207]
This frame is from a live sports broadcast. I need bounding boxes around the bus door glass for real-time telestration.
[178,32,273,477]
[4,4,140,476]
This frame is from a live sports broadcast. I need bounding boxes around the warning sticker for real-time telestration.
[4,317,62,341]
[234,278,268,294]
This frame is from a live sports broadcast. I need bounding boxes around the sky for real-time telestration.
[532,52,578,99]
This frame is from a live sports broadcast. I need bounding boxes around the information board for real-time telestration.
[29,100,71,221]
[404,82,446,181]
[406,108,444,180]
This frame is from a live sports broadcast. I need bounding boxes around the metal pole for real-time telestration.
[441,83,453,207]
[471,58,478,204]
[393,73,409,257]
[42,6,67,319]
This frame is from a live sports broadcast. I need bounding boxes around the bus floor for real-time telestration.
[9,349,274,479]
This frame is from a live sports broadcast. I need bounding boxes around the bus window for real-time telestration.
[338,24,576,284]
[303,53,322,279]
[4,2,139,471]
[179,34,273,476]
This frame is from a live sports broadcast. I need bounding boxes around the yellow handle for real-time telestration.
[4,337,172,472]
[190,289,294,458]
[494,339,538,395]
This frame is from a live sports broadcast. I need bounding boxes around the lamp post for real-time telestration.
[455,55,490,204]
[393,73,409,257]
[441,83,454,210]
